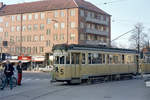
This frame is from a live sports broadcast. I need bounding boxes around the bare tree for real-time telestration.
[129,23,148,50]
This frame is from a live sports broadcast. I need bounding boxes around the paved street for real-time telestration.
[0,72,150,100]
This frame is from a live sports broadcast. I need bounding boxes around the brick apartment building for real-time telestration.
[0,0,111,58]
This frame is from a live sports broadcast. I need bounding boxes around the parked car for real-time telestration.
[39,65,53,72]
[145,77,150,87]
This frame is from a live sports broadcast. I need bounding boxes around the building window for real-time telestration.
[27,35,32,42]
[54,23,58,29]
[80,34,84,40]
[11,26,15,32]
[33,24,38,30]
[17,26,20,32]
[22,36,26,42]
[46,29,51,35]
[4,32,8,37]
[87,12,91,18]
[34,35,38,41]
[40,35,44,41]
[34,13,38,20]
[0,17,3,23]
[106,16,109,22]
[47,18,51,24]
[17,15,21,21]
[80,9,84,17]
[16,47,20,54]
[54,11,58,17]
[16,36,20,42]
[40,24,44,30]
[11,16,15,21]
[0,27,3,32]
[27,47,31,54]
[53,34,58,41]
[10,47,14,53]
[60,11,64,17]
[70,22,75,28]
[60,23,65,29]
[46,40,50,46]
[91,12,94,18]
[60,34,64,40]
[28,25,32,31]
[10,36,14,42]
[23,15,27,21]
[28,14,32,20]
[80,22,84,28]
[22,47,26,54]
[33,47,38,54]
[5,22,9,27]
[39,47,44,53]
[22,25,26,31]
[40,13,45,19]
[70,33,75,40]
[70,9,75,16]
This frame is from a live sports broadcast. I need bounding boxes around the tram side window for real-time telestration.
[103,54,105,64]
[76,54,80,64]
[127,56,131,63]
[55,56,59,64]
[88,53,92,64]
[113,56,118,64]
[60,56,65,64]
[92,53,102,64]
[66,54,70,64]
[71,53,80,64]
[107,54,110,64]
[122,55,125,64]
[109,55,113,64]
[82,53,86,64]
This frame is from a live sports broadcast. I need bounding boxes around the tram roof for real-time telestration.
[52,44,137,54]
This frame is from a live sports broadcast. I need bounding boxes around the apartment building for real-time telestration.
[0,0,111,57]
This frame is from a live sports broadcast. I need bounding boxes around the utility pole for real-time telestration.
[136,26,141,74]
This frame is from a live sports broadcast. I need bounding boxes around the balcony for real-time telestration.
[86,17,109,26]
[86,40,108,45]
[86,28,109,36]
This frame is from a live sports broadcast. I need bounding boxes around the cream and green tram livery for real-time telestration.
[51,44,138,84]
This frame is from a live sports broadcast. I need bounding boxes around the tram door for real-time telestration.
[71,53,81,78]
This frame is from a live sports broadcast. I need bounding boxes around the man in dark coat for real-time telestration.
[1,60,14,90]
[17,61,22,85]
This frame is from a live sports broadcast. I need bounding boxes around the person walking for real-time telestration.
[1,60,14,90]
[17,61,22,85]
[13,62,18,80]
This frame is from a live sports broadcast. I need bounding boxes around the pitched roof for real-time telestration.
[0,0,110,16]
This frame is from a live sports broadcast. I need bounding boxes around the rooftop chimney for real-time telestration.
[0,2,3,8]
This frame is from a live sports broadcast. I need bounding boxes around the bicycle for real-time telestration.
[0,72,17,89]
[0,71,4,88]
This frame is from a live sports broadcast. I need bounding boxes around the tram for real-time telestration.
[51,44,138,84]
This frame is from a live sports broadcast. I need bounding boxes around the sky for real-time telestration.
[1,0,150,48]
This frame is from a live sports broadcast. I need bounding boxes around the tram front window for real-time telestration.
[55,56,59,64]
[66,54,70,64]
[60,56,65,64]
[54,56,65,64]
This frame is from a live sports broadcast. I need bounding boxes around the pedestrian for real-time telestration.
[1,60,14,90]
[13,62,18,80]
[17,61,22,85]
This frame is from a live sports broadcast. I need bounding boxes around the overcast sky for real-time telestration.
[1,0,150,48]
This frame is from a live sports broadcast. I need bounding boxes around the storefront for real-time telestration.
[31,56,45,70]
